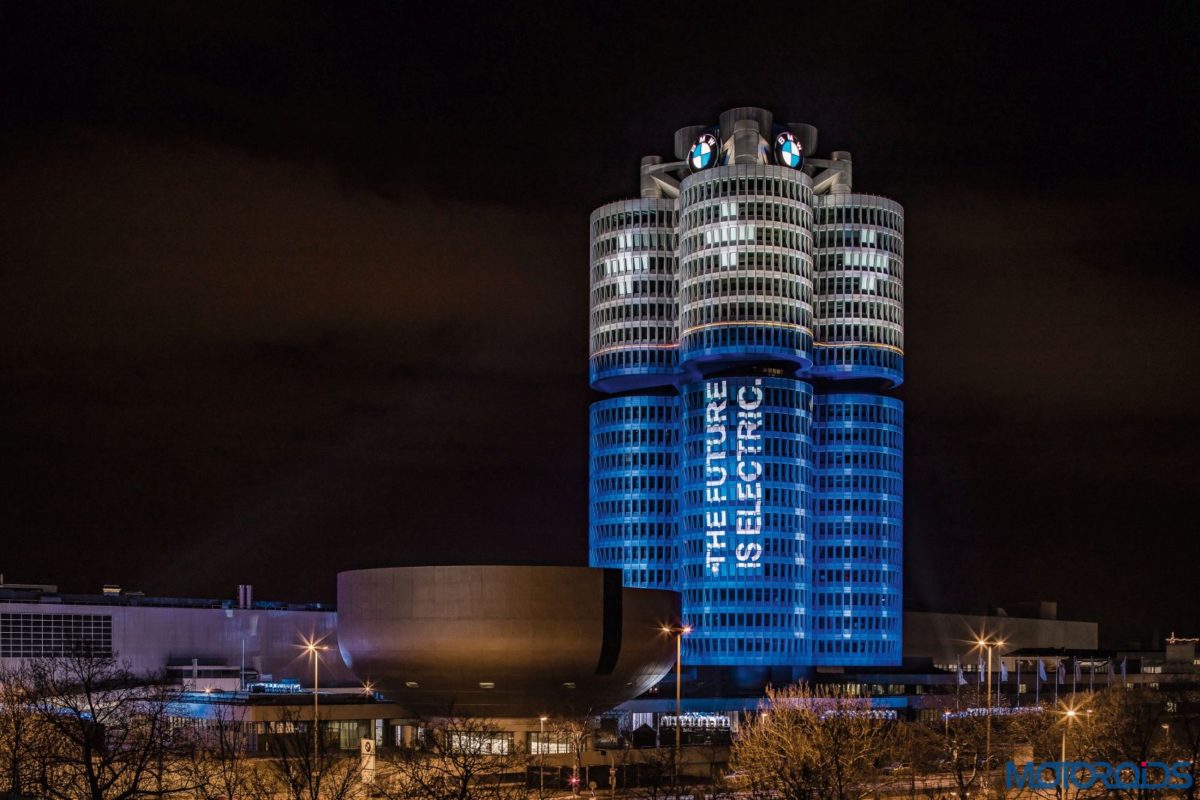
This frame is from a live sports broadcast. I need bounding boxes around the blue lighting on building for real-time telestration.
[588,107,904,668]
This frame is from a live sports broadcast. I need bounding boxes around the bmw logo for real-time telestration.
[688,133,719,171]
[775,131,804,169]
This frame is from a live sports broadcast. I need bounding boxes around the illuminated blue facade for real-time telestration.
[589,107,904,668]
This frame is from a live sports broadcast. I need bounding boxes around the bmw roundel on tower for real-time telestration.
[688,132,719,171]
[775,129,804,168]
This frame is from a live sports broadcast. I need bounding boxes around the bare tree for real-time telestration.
[0,663,48,797]
[729,683,902,800]
[1163,685,1200,800]
[378,716,527,800]
[23,653,186,800]
[175,702,256,800]
[248,707,359,800]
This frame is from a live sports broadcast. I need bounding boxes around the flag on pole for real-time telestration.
[1038,658,1048,683]
[1057,661,1065,685]
[1000,659,1009,682]
[1120,657,1128,683]
[1107,660,1115,683]
[978,652,985,685]
[957,657,967,686]
[1074,658,1082,682]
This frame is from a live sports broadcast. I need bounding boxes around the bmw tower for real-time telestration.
[588,107,903,684]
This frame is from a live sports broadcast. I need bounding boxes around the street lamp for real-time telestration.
[662,623,692,789]
[301,636,328,764]
[974,636,1005,788]
[539,715,548,797]
[1061,707,1080,797]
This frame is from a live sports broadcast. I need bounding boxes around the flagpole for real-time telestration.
[1016,658,1022,708]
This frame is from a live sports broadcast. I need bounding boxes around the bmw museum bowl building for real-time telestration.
[588,107,904,690]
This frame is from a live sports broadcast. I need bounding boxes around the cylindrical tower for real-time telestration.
[678,165,814,375]
[589,199,679,392]
[812,194,904,385]
[588,395,679,590]
[588,107,905,675]
[678,376,811,665]
[810,393,903,665]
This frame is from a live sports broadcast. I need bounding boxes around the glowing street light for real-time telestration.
[973,635,1005,788]
[301,635,328,764]
[1060,705,1083,796]
[662,623,692,787]
[538,714,549,796]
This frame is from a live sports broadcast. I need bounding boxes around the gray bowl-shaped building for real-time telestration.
[337,566,680,718]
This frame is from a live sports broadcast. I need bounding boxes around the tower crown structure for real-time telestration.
[589,108,904,670]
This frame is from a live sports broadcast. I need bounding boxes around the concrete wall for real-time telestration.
[903,611,1098,665]
[0,602,357,685]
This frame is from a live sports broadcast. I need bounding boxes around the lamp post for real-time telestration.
[662,623,691,790]
[975,636,1005,789]
[302,637,328,767]
[1061,708,1079,797]
[539,714,548,797]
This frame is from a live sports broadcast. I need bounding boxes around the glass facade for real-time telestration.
[589,199,679,392]
[679,376,811,665]
[811,394,903,665]
[589,395,679,591]
[812,194,905,386]
[587,108,904,668]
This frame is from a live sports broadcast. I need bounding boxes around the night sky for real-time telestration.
[2,3,1197,647]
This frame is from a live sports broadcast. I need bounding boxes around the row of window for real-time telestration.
[591,475,677,493]
[591,323,676,350]
[815,274,902,300]
[814,498,902,516]
[591,521,675,539]
[691,611,801,630]
[812,615,896,631]
[682,299,813,330]
[591,254,676,281]
[814,322,903,349]
[683,249,812,279]
[590,399,677,424]
[814,229,902,255]
[592,452,677,470]
[681,537,802,557]
[0,613,113,658]
[682,224,813,257]
[591,302,675,332]
[815,474,902,493]
[682,200,812,229]
[591,206,677,236]
[592,230,678,258]
[812,591,898,607]
[813,202,903,232]
[686,636,806,656]
[591,545,674,563]
[812,521,900,539]
[815,299,902,325]
[682,561,806,580]
[681,274,812,304]
[591,277,676,304]
[814,568,899,584]
[815,398,903,423]
[814,639,898,655]
[815,427,902,448]
[592,498,677,516]
[588,348,678,376]
[681,173,812,206]
[816,250,903,277]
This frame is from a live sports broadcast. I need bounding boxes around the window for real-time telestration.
[0,613,113,658]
